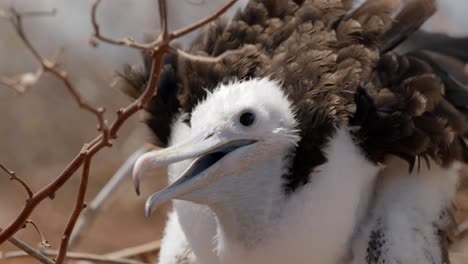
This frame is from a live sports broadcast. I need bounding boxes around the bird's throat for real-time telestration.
[207,154,289,254]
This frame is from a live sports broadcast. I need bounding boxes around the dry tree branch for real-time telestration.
[91,0,239,53]
[0,1,238,263]
[0,146,86,246]
[172,44,256,63]
[7,8,48,63]
[168,0,238,40]
[15,9,58,18]
[1,228,150,264]
[159,0,169,40]
[91,0,159,52]
[55,156,92,263]
[5,7,109,136]
[0,69,43,94]
[69,145,154,248]
[0,227,54,264]
[1,249,147,264]
[23,220,51,248]
[0,163,33,198]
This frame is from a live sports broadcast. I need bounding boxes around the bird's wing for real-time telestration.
[350,0,468,169]
[352,46,468,168]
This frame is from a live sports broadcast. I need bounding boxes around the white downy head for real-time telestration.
[133,78,300,215]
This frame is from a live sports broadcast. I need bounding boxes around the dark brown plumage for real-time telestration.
[120,0,467,190]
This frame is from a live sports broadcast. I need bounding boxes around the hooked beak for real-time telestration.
[133,133,256,217]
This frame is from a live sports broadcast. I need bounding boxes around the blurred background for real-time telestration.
[0,0,467,263]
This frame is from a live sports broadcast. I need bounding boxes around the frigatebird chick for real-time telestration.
[121,0,468,263]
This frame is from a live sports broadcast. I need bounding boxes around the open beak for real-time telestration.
[133,133,256,217]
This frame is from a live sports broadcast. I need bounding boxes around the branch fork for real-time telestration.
[0,0,239,263]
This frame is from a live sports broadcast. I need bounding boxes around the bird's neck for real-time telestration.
[207,146,290,256]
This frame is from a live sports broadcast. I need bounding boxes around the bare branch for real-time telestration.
[8,8,47,63]
[0,146,88,247]
[172,44,256,63]
[4,7,109,138]
[13,8,57,18]
[0,69,43,94]
[159,0,168,39]
[55,156,91,263]
[1,227,54,264]
[23,220,51,248]
[108,0,242,138]
[108,48,167,140]
[0,249,147,264]
[91,0,159,51]
[0,163,33,199]
[169,0,238,40]
[69,145,154,247]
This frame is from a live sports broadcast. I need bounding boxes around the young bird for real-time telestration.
[120,0,468,263]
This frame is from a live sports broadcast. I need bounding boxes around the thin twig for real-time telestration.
[1,249,147,264]
[15,8,57,18]
[169,0,238,40]
[159,0,168,39]
[0,69,43,94]
[0,163,33,198]
[55,155,91,263]
[24,220,50,248]
[91,0,159,51]
[69,145,153,248]
[1,227,55,264]
[9,8,46,63]
[109,49,167,139]
[8,7,109,139]
[105,240,161,259]
[0,146,88,248]
[172,44,256,63]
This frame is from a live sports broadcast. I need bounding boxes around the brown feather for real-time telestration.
[120,0,467,190]
[381,0,437,51]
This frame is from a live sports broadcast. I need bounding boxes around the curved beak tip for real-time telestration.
[144,206,152,218]
[134,180,141,196]
[132,160,144,196]
[145,200,155,218]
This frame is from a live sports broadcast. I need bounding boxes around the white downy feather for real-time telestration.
[351,157,460,264]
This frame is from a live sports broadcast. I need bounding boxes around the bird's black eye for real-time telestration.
[239,111,255,127]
